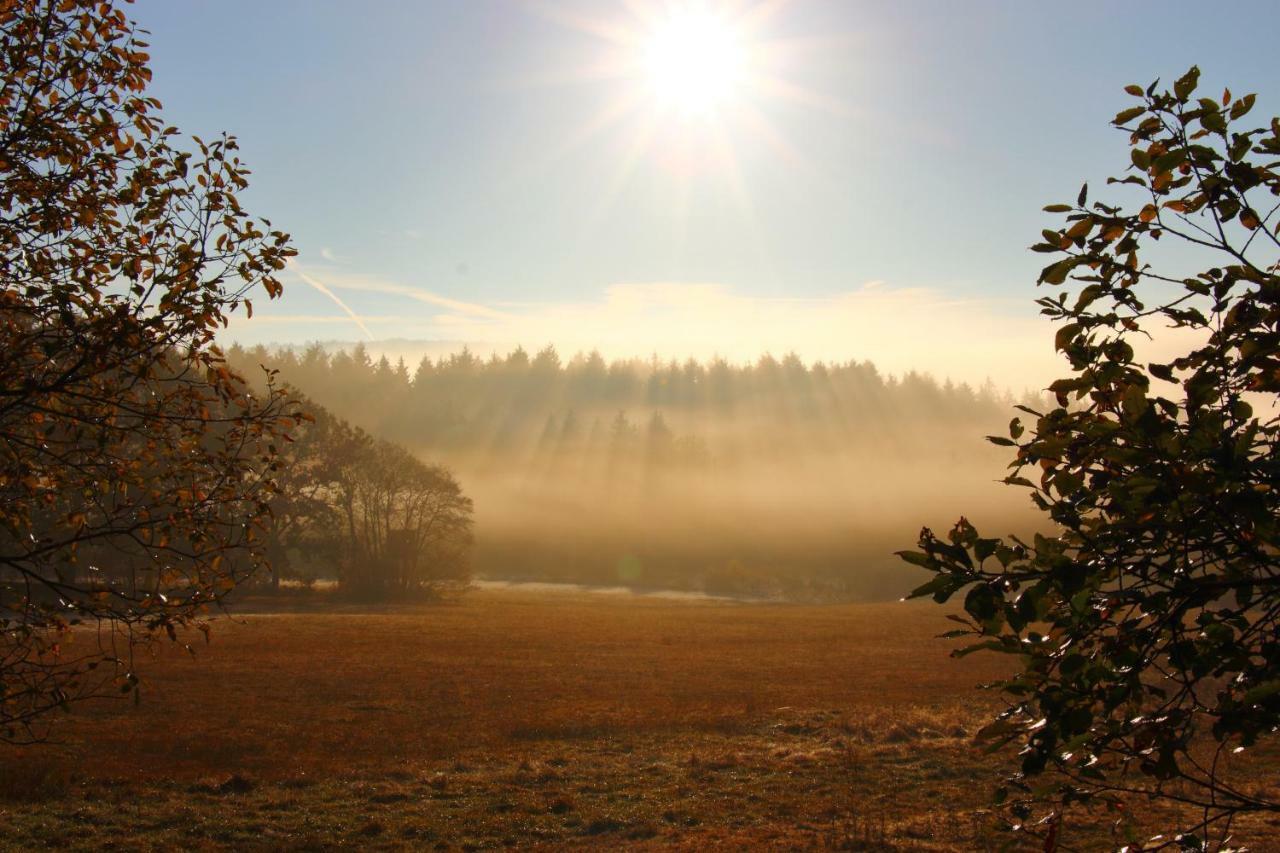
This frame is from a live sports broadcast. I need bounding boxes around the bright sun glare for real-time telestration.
[537,0,832,216]
[642,9,746,116]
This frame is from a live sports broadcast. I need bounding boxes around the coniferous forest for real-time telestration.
[228,342,1041,599]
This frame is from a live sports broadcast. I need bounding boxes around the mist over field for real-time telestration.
[229,342,1043,599]
[14,1,1280,847]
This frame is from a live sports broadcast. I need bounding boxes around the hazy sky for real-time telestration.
[133,0,1278,388]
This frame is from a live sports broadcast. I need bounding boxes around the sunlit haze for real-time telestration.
[8,3,1280,845]
[130,0,1278,392]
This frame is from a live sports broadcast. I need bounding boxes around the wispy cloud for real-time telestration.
[289,264,375,339]
[225,314,406,327]
[227,273,1084,390]
[300,267,513,321]
[428,281,1058,389]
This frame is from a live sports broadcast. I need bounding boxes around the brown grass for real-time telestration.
[13,591,1008,780]
[0,589,1277,850]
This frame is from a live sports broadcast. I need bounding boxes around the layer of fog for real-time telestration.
[228,343,1047,600]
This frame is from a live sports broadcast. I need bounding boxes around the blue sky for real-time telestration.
[133,0,1279,387]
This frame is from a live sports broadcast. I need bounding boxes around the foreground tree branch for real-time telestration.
[900,66,1280,850]
[0,0,298,742]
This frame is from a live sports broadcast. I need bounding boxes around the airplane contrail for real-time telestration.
[327,277,512,321]
[289,263,375,340]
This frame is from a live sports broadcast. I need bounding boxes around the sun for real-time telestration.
[530,0,836,221]
[641,9,747,116]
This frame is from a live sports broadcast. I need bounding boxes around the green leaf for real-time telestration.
[898,550,935,569]
[952,639,1010,658]
[1229,93,1256,119]
[1072,284,1104,313]
[1153,150,1186,172]
[1173,66,1200,101]
[1243,679,1280,704]
[1202,110,1227,134]
[964,584,1000,621]
[1230,135,1251,163]
[1054,322,1082,351]
[1113,106,1146,125]
[905,573,963,604]
[974,538,1000,562]
[1121,383,1147,421]
[1040,258,1079,285]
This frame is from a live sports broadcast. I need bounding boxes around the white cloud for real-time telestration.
[301,267,511,321]
[435,281,1058,389]
[226,273,1080,390]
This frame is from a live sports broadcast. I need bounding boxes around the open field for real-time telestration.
[1,589,1277,851]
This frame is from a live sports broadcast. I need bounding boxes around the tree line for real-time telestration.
[226,342,1033,469]
[262,398,472,597]
[224,342,1037,600]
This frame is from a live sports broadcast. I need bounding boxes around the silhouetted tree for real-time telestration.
[254,396,473,598]
[258,402,351,590]
[332,434,473,598]
[0,0,296,741]
[901,68,1280,848]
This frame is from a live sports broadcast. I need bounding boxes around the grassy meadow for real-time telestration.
[3,589,1278,851]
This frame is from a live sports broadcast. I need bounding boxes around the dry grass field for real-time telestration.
[1,589,1277,851]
